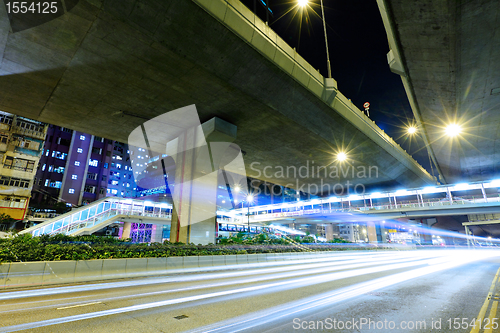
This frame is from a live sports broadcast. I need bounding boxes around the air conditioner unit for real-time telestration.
[105,230,113,236]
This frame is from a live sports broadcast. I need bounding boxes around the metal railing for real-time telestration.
[23,198,172,237]
[232,195,500,223]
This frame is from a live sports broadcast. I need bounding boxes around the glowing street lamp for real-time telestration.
[407,126,417,135]
[298,0,332,78]
[337,152,347,162]
[298,0,308,7]
[445,124,462,137]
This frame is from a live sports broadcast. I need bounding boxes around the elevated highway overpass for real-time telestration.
[0,0,436,191]
[377,0,500,184]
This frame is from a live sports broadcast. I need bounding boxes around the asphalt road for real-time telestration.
[1,249,500,333]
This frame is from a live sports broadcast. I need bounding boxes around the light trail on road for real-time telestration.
[0,250,499,333]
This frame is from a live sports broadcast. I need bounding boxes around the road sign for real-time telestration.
[363,102,370,109]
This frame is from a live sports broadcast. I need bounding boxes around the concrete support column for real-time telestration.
[366,222,378,243]
[169,118,239,245]
[326,224,334,241]
[121,222,132,240]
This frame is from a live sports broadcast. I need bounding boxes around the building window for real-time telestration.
[77,148,83,153]
[80,135,85,140]
[45,179,49,187]
[99,187,106,195]
[89,159,98,167]
[69,188,75,194]
[54,151,67,160]
[116,163,121,169]
[87,173,98,180]
[54,166,65,174]
[72,175,77,180]
[84,185,95,194]
[111,189,117,194]
[0,134,8,143]
[74,161,80,166]
[104,163,108,169]
[49,181,62,189]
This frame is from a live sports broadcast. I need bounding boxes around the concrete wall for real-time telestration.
[0,252,342,290]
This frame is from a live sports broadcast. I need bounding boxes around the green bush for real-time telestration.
[0,233,380,263]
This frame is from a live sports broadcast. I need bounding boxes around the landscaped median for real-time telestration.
[0,234,404,290]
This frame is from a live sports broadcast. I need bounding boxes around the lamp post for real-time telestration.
[319,0,332,78]
[299,0,332,78]
[246,194,254,233]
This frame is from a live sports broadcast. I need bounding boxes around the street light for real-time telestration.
[298,0,332,78]
[337,152,347,162]
[445,124,462,137]
[407,126,417,135]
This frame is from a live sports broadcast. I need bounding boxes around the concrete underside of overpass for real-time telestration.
[380,0,500,184]
[0,0,435,191]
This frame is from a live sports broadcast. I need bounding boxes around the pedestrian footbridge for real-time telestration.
[21,198,172,237]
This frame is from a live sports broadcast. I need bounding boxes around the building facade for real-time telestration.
[0,112,47,220]
[32,125,138,208]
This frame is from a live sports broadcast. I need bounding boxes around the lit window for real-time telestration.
[45,150,49,156]
[72,175,77,180]
[44,179,49,187]
[89,159,98,167]
[42,164,46,171]
[69,188,75,194]
[116,163,121,169]
[77,148,83,153]
[111,189,117,194]
[74,161,80,166]
[80,135,85,140]
[104,163,108,169]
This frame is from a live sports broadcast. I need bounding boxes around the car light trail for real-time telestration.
[0,251,486,332]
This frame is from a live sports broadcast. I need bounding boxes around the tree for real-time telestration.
[0,213,15,230]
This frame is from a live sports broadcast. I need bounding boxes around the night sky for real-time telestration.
[239,0,435,178]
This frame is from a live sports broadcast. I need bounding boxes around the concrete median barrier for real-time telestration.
[0,251,348,290]
[42,261,76,286]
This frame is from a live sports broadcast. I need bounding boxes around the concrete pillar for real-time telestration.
[128,107,245,246]
[367,222,378,243]
[121,222,132,240]
[169,118,239,245]
[326,224,334,241]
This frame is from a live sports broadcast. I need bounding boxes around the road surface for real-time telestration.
[1,249,500,332]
